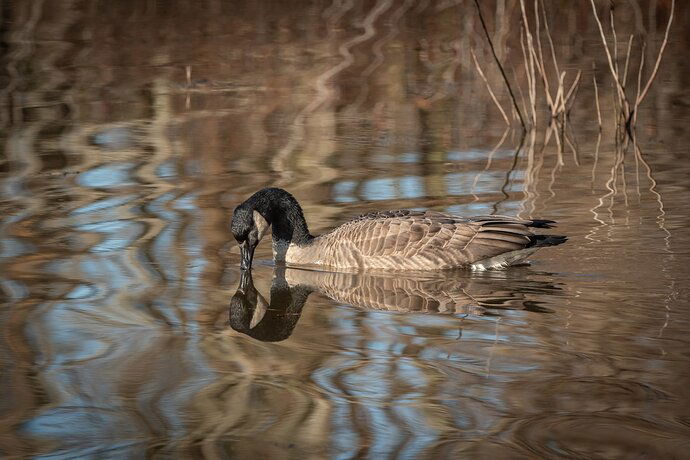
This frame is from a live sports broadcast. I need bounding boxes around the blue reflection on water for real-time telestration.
[446,149,514,161]
[333,180,357,203]
[77,163,136,189]
[71,194,139,215]
[333,169,524,204]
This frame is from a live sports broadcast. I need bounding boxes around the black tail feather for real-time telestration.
[528,219,557,229]
[528,235,567,248]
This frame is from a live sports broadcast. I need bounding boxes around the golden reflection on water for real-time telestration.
[1,0,690,457]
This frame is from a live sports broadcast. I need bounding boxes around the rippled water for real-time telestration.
[2,1,690,458]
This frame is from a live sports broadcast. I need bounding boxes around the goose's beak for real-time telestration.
[239,241,256,271]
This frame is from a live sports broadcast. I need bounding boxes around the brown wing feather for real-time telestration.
[330,210,538,268]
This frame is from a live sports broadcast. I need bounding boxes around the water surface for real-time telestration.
[1,1,690,458]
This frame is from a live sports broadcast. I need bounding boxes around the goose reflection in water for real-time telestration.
[229,269,309,342]
[228,267,562,342]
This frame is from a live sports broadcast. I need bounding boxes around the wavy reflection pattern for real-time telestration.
[1,0,689,458]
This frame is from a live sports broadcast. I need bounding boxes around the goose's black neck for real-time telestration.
[241,188,313,245]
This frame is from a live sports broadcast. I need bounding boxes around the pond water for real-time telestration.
[1,1,690,458]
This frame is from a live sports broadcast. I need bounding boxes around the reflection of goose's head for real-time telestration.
[229,269,311,342]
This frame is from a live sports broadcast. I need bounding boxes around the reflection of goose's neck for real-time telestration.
[229,267,312,342]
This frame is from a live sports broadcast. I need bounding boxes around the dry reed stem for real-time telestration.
[511,62,530,125]
[554,71,566,115]
[610,8,620,78]
[531,0,554,115]
[565,122,580,166]
[532,0,559,118]
[564,70,582,112]
[519,32,534,125]
[593,72,602,130]
[589,0,629,116]
[473,0,526,129]
[634,41,646,129]
[518,0,538,126]
[591,0,674,135]
[540,0,559,77]
[634,0,674,110]
[532,0,553,110]
[622,34,634,86]
[470,49,510,126]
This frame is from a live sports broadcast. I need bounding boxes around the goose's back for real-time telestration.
[304,210,550,270]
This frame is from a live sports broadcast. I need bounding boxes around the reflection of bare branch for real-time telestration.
[519,128,540,218]
[585,134,605,244]
[633,143,672,247]
[471,128,511,204]
[273,0,393,173]
[634,41,647,130]
[493,136,525,214]
[348,0,413,113]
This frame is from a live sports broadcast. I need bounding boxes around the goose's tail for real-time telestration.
[527,234,568,248]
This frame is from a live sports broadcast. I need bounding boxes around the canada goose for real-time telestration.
[231,187,566,271]
[227,266,560,341]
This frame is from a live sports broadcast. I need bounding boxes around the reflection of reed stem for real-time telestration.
[471,128,510,205]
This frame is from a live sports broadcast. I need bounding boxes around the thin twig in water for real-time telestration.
[633,0,674,117]
[519,0,538,126]
[589,0,629,117]
[593,71,602,130]
[610,8,620,80]
[540,0,560,77]
[471,49,510,126]
[564,70,582,114]
[622,34,634,86]
[634,40,646,134]
[473,0,526,129]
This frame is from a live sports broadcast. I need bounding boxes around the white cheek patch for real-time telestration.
[253,211,271,240]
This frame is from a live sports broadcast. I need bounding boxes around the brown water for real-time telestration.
[2,1,690,458]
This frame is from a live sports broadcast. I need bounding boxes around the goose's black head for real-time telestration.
[231,188,311,270]
[231,205,269,270]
